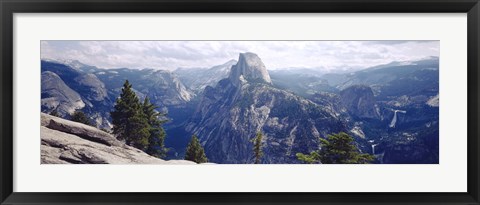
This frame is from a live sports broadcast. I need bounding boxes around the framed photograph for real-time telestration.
[1,0,479,204]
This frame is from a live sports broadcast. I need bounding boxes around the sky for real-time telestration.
[41,41,439,71]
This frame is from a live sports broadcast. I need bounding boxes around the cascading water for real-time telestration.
[389,110,406,128]
[371,144,378,155]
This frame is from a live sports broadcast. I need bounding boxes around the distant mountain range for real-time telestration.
[41,54,439,164]
[174,59,237,94]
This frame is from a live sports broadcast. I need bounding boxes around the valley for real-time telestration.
[41,53,439,164]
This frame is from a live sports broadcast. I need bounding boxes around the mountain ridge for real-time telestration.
[40,54,439,164]
[186,52,347,163]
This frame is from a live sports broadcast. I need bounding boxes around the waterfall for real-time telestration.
[389,110,406,128]
[371,144,378,155]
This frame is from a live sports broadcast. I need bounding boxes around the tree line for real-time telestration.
[247,131,373,164]
[51,80,209,163]
[110,80,210,162]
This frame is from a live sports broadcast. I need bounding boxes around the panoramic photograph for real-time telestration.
[40,41,439,164]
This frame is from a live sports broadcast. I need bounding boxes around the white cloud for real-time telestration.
[40,41,439,71]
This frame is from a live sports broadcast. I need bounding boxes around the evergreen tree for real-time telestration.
[296,132,374,164]
[49,109,60,117]
[252,132,264,164]
[70,110,92,126]
[110,80,150,150]
[184,135,208,163]
[142,96,168,158]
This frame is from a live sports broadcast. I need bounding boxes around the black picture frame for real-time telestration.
[1,0,479,204]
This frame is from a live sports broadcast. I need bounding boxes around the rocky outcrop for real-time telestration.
[426,94,439,107]
[340,85,380,119]
[228,52,272,86]
[74,73,108,102]
[139,70,194,106]
[41,60,112,129]
[41,71,85,116]
[41,59,194,129]
[186,53,345,164]
[41,113,196,164]
[41,60,108,103]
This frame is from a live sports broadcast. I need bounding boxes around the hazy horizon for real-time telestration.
[41,40,439,71]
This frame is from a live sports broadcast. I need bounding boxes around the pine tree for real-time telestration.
[184,135,208,163]
[70,110,92,126]
[142,96,168,158]
[49,109,60,117]
[110,80,150,150]
[296,132,374,164]
[252,132,264,164]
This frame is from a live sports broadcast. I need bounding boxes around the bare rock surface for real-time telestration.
[187,53,345,163]
[41,71,85,115]
[41,113,196,164]
[229,52,272,86]
[339,85,380,119]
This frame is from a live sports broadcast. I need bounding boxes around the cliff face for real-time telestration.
[228,52,272,86]
[40,113,196,164]
[41,60,195,129]
[41,71,85,116]
[186,53,346,164]
[339,85,380,119]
